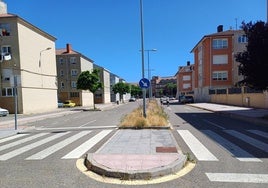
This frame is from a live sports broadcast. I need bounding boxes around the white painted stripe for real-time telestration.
[248,130,268,138]
[0,134,29,144]
[206,173,268,183]
[225,130,268,152]
[203,119,225,129]
[203,130,262,162]
[79,120,96,127]
[62,130,112,159]
[0,132,69,161]
[26,131,91,160]
[35,125,117,131]
[0,133,48,152]
[177,130,218,161]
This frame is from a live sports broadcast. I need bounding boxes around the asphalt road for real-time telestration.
[0,101,267,188]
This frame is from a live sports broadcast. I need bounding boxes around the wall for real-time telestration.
[210,90,268,109]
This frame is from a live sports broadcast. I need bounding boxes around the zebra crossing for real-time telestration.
[177,129,268,162]
[0,129,113,161]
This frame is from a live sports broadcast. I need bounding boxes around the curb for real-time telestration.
[84,153,187,180]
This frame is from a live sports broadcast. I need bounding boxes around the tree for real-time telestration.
[130,85,142,98]
[112,82,130,103]
[77,69,103,109]
[235,21,268,90]
[166,83,177,97]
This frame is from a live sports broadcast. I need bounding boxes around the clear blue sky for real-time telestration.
[5,0,266,83]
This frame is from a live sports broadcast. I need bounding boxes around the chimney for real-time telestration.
[0,0,7,14]
[66,43,72,53]
[217,25,223,32]
[187,61,190,66]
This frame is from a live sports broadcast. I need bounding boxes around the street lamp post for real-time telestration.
[145,49,157,100]
[139,0,146,118]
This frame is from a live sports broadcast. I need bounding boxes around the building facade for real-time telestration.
[176,61,194,98]
[151,76,177,98]
[191,25,246,102]
[0,2,57,114]
[56,44,94,107]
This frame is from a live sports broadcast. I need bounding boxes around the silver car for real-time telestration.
[0,107,9,116]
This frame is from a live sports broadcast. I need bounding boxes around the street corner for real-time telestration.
[76,153,196,185]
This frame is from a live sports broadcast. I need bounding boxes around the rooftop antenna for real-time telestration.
[235,18,238,30]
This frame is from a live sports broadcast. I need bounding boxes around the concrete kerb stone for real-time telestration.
[84,153,187,180]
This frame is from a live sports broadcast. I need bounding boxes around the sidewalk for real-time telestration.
[187,103,268,126]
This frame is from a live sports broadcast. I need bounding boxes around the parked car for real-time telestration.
[63,100,76,107]
[179,96,194,103]
[160,96,169,104]
[129,97,136,102]
[0,107,9,116]
[58,100,64,108]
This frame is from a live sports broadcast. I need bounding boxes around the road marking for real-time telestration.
[26,131,91,160]
[62,130,112,159]
[0,133,29,144]
[247,130,268,138]
[35,125,117,131]
[0,132,69,161]
[206,173,268,183]
[203,119,225,129]
[79,120,97,127]
[203,130,262,162]
[225,130,268,152]
[177,130,218,161]
[0,133,48,152]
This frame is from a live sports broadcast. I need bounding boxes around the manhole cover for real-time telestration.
[156,147,177,153]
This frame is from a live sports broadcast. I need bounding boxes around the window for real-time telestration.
[183,83,191,89]
[59,58,64,65]
[238,35,248,43]
[212,71,228,80]
[213,55,228,64]
[1,88,13,96]
[0,46,11,61]
[0,23,11,36]
[212,39,228,49]
[71,69,78,76]
[60,70,64,76]
[70,57,76,64]
[60,82,64,88]
[71,81,76,88]
[183,75,191,81]
[70,92,79,98]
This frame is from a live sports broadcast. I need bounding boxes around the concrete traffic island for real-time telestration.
[84,153,187,180]
[76,129,196,184]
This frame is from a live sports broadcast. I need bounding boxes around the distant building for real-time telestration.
[191,25,247,102]
[151,76,177,98]
[0,2,57,114]
[175,61,194,98]
[93,64,111,104]
[56,44,94,107]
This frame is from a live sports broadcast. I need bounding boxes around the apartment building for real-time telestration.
[175,61,194,98]
[56,44,94,107]
[191,25,246,102]
[93,64,111,104]
[151,76,177,98]
[0,2,57,114]
[110,73,120,103]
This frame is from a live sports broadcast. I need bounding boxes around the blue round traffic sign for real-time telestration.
[139,78,150,89]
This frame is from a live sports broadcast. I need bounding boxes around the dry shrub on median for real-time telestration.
[120,100,168,128]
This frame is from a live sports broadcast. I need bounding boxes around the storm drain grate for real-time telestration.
[156,146,177,153]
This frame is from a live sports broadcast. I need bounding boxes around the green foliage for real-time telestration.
[77,69,103,93]
[235,21,268,90]
[112,82,130,102]
[77,69,103,109]
[130,85,142,97]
